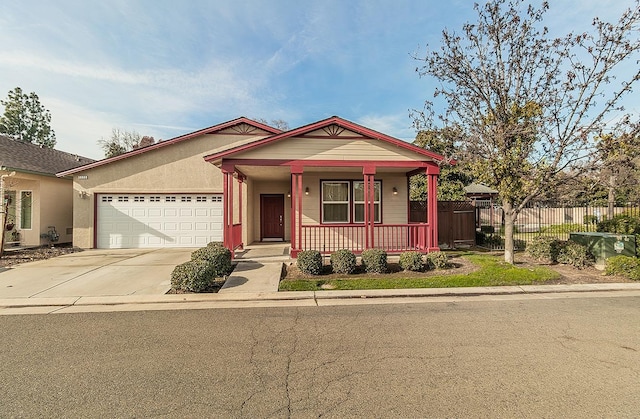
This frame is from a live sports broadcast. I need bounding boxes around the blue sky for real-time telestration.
[0,0,635,159]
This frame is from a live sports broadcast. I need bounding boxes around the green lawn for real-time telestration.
[279,254,560,291]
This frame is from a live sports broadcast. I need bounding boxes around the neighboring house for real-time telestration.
[58,116,445,257]
[0,135,95,246]
[465,183,499,204]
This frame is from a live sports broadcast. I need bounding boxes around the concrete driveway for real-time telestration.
[0,248,194,299]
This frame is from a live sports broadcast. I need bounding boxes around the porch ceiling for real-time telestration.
[235,165,412,181]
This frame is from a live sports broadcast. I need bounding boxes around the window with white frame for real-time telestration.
[353,181,381,223]
[322,181,350,223]
[321,180,382,224]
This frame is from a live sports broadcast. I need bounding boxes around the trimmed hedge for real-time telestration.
[526,235,561,262]
[426,251,451,269]
[399,251,425,272]
[361,249,387,273]
[597,214,640,234]
[330,249,357,274]
[605,255,640,280]
[171,259,215,292]
[297,250,323,275]
[191,245,233,277]
[557,241,594,269]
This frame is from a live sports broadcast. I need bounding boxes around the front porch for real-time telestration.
[207,116,446,258]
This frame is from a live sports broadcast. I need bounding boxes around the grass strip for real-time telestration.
[279,254,560,291]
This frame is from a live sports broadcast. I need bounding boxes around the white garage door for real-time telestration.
[97,194,223,248]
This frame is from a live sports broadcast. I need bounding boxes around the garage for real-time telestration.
[96,194,223,248]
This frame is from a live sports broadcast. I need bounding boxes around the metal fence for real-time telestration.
[475,200,640,250]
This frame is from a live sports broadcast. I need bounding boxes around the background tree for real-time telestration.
[0,87,56,148]
[595,121,640,217]
[413,0,640,263]
[255,118,289,131]
[98,128,155,158]
[411,127,473,201]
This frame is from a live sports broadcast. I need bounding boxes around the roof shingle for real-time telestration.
[0,135,95,176]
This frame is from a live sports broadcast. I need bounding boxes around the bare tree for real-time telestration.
[413,0,640,263]
[97,128,155,158]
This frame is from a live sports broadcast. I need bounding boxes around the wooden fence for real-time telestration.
[410,201,476,249]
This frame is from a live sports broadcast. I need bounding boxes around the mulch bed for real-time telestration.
[0,244,81,268]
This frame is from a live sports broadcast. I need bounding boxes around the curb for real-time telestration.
[1,283,640,309]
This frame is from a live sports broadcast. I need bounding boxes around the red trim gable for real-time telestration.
[57,117,282,177]
[203,116,446,164]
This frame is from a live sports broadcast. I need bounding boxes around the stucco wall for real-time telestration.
[72,133,252,248]
[39,176,74,244]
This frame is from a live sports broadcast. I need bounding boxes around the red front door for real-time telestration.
[261,194,285,241]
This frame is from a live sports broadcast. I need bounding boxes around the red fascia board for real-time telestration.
[57,117,282,177]
[203,116,446,163]
[221,158,437,169]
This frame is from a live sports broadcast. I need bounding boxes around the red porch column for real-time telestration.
[222,167,233,254]
[427,165,440,252]
[237,175,244,250]
[290,166,303,257]
[363,166,376,249]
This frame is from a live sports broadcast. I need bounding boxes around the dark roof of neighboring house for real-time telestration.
[0,134,95,177]
[464,183,499,195]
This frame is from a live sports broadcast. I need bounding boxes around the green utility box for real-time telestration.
[569,232,637,268]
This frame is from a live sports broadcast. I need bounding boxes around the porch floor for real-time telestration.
[234,242,292,263]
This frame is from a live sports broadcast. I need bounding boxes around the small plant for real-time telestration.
[207,241,224,248]
[596,214,640,234]
[556,241,594,269]
[297,250,323,275]
[330,249,357,274]
[526,235,561,262]
[191,245,233,277]
[171,259,216,292]
[426,251,451,269]
[361,249,387,273]
[399,251,425,272]
[605,255,640,280]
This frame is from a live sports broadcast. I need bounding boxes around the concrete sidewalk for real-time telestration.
[2,282,640,315]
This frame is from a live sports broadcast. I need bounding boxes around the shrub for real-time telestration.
[583,215,598,225]
[526,236,561,262]
[207,241,224,248]
[597,214,640,234]
[191,245,233,277]
[540,223,585,234]
[171,259,215,292]
[330,249,357,274]
[475,230,487,245]
[480,225,495,234]
[426,251,451,269]
[297,250,323,275]
[361,249,387,273]
[556,241,594,269]
[399,251,425,272]
[605,256,640,280]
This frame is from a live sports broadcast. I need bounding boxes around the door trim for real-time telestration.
[260,194,285,241]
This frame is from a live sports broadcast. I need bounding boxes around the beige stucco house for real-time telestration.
[58,116,444,257]
[1,135,94,247]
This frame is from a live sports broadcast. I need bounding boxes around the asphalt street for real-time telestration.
[1,295,639,417]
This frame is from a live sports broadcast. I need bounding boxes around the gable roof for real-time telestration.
[464,183,498,195]
[204,116,446,163]
[57,117,282,177]
[0,135,95,177]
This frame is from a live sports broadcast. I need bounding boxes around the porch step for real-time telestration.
[219,261,282,294]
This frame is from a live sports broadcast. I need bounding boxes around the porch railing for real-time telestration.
[300,223,430,254]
